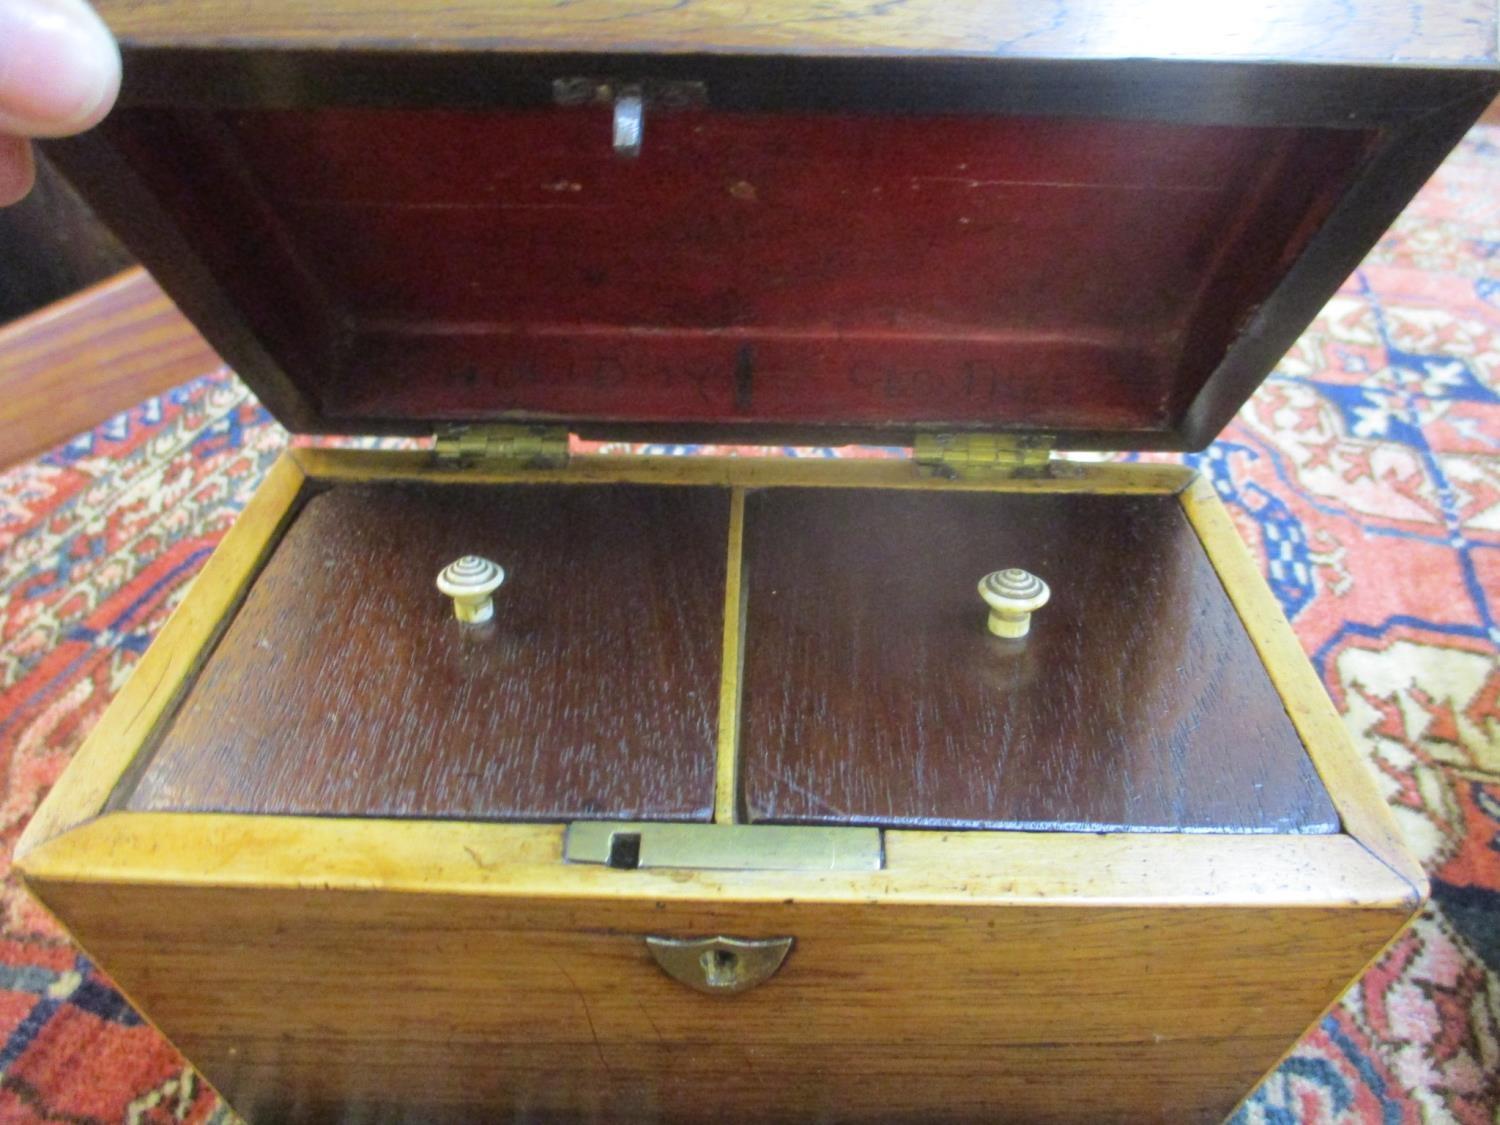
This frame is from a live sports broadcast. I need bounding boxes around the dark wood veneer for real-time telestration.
[738,488,1340,834]
[124,482,728,821]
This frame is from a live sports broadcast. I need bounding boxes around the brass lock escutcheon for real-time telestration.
[645,935,793,995]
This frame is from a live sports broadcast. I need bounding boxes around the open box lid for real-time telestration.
[48,4,1500,450]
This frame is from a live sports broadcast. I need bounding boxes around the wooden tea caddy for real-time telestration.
[17,4,1500,1122]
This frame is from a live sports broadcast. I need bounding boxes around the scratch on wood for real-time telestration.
[462,845,497,871]
[554,959,613,1075]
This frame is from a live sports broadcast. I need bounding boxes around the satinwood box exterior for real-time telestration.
[16,2,1499,1122]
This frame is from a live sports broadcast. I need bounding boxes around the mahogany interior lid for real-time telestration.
[54,68,1463,448]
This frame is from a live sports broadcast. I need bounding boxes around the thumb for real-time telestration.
[0,0,119,137]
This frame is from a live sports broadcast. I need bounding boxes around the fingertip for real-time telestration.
[65,21,121,134]
[0,134,37,205]
[0,0,121,137]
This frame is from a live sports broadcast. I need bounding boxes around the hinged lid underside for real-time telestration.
[49,52,1498,450]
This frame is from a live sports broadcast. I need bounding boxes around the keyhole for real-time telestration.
[699,948,739,988]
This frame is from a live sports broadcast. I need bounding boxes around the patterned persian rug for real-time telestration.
[0,126,1498,1123]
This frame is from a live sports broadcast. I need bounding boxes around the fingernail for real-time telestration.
[0,0,120,136]
[0,133,37,205]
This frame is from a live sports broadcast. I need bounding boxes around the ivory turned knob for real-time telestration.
[978,568,1050,639]
[436,556,506,624]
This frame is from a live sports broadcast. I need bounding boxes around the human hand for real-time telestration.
[0,0,119,204]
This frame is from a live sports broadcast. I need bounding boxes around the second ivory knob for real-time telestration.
[437,556,506,624]
[978,568,1050,638]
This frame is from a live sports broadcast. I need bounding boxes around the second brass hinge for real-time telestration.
[434,424,570,469]
[914,432,1056,479]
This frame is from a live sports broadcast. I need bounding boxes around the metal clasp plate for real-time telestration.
[565,822,884,872]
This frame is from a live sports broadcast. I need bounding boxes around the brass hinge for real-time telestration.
[434,424,570,469]
[913,432,1055,479]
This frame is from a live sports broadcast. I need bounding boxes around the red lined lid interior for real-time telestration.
[106,105,1375,440]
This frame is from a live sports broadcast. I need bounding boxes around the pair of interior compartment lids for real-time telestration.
[121,478,1339,842]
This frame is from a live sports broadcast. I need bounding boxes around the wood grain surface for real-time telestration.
[740,488,1339,833]
[1178,473,1427,886]
[85,0,1499,65]
[124,481,727,821]
[23,824,1413,1124]
[0,268,217,468]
